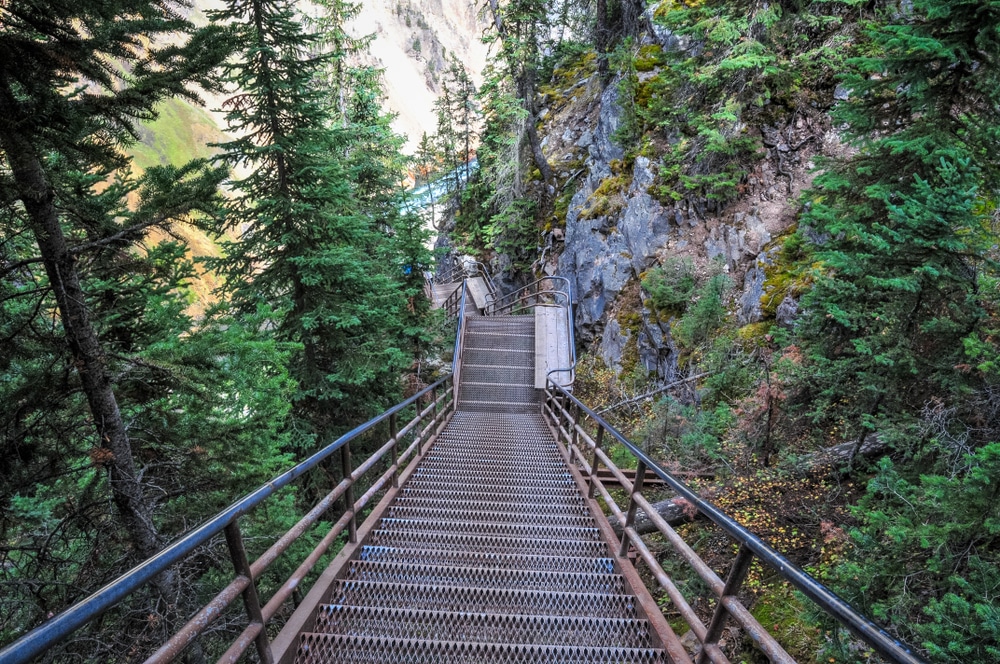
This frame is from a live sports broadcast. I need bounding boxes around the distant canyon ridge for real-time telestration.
[354,0,490,152]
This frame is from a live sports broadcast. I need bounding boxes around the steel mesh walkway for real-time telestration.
[291,316,669,663]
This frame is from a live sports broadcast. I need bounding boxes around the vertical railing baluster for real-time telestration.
[342,442,357,543]
[588,426,604,499]
[224,519,273,664]
[571,402,581,451]
[617,460,647,558]
[697,543,756,664]
[389,412,399,488]
[560,392,571,442]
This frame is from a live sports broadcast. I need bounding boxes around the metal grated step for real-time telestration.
[402,470,573,487]
[434,427,554,438]
[419,451,566,465]
[382,506,598,528]
[295,634,665,663]
[409,468,573,485]
[386,499,593,520]
[466,315,534,325]
[460,384,539,403]
[343,561,625,595]
[463,347,536,367]
[401,481,581,500]
[465,334,534,348]
[375,519,601,542]
[311,607,655,648]
[457,400,540,414]
[366,531,608,558]
[400,481,586,505]
[357,546,617,575]
[329,580,639,618]
[462,364,536,384]
[446,412,549,425]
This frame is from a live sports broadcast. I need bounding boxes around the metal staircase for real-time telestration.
[459,316,539,413]
[284,268,671,662]
[290,410,669,663]
[1,261,926,664]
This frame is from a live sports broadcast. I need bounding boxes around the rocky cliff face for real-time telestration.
[353,0,490,151]
[542,21,836,380]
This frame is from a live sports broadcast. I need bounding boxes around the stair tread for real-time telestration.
[309,606,654,648]
[357,546,616,573]
[329,579,640,618]
[295,633,665,663]
[343,561,624,594]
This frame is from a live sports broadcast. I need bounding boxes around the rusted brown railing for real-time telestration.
[484,275,570,317]
[542,381,926,664]
[442,278,465,319]
[0,376,456,664]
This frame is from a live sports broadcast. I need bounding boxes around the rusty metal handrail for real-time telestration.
[542,381,926,664]
[485,275,570,315]
[0,375,456,664]
[442,279,464,319]
[451,281,469,404]
[435,262,468,285]
[435,260,497,293]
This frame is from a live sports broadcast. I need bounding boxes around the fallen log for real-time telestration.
[790,433,887,474]
[607,497,699,537]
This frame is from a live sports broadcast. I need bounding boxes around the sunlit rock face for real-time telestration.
[352,0,491,152]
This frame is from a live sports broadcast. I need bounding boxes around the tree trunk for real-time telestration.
[596,0,610,79]
[0,95,168,570]
[486,0,554,194]
[797,433,888,474]
[521,66,555,191]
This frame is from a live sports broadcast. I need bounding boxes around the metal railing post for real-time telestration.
[389,412,399,488]
[342,442,357,543]
[697,543,756,664]
[617,460,647,558]
[223,520,273,664]
[571,402,581,450]
[588,426,604,499]
[557,391,568,434]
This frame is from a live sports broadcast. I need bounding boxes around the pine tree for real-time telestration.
[485,0,555,191]
[433,77,462,200]
[796,0,1000,447]
[416,131,439,229]
[446,56,480,189]
[0,0,229,571]
[793,4,1000,657]
[210,0,417,434]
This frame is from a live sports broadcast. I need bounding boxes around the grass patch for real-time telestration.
[130,97,228,171]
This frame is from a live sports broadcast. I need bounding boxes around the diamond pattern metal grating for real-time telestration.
[296,635,666,663]
[292,315,667,663]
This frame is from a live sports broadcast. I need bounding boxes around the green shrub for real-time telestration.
[674,272,732,348]
[642,257,697,314]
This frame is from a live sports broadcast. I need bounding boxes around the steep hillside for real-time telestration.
[444,2,1000,661]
